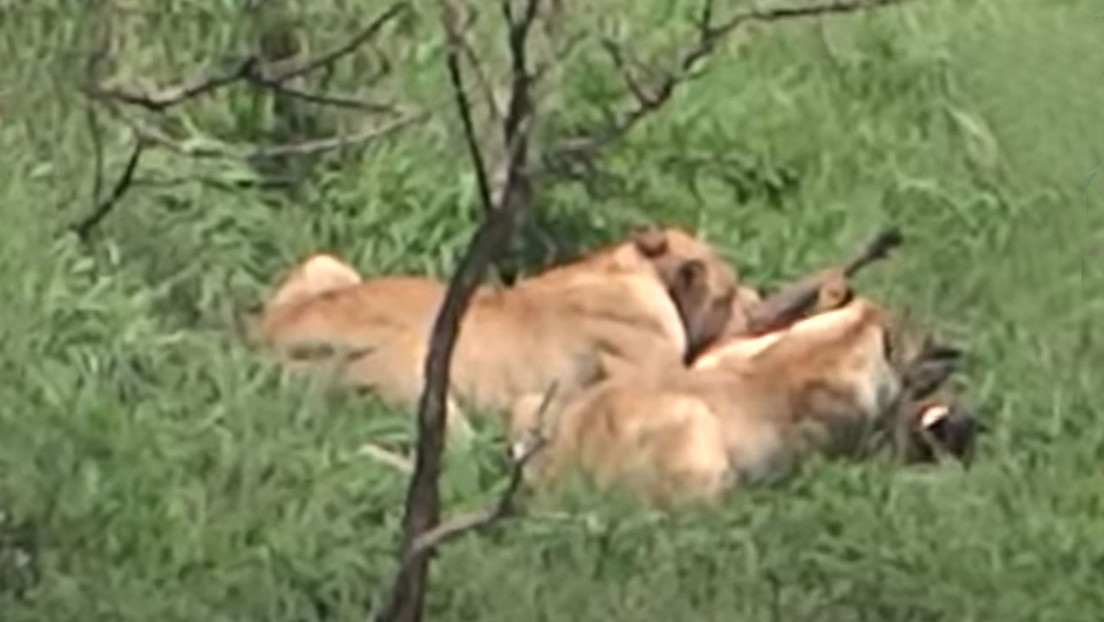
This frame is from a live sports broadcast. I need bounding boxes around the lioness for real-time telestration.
[256,227,741,433]
[512,296,977,507]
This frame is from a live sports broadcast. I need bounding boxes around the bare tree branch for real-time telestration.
[247,76,401,114]
[549,0,914,164]
[85,2,409,112]
[374,2,541,621]
[531,28,586,83]
[442,0,495,214]
[71,136,145,240]
[599,38,651,106]
[270,2,410,83]
[85,104,105,210]
[246,113,426,158]
[405,413,549,557]
[86,58,259,111]
[378,382,555,622]
[449,2,504,125]
[115,109,426,159]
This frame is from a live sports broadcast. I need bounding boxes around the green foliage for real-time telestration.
[2,0,1102,620]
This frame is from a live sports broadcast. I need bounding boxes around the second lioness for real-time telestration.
[511,296,976,506]
[257,227,742,429]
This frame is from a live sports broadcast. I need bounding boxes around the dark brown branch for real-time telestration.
[550,0,913,164]
[372,185,527,622]
[404,382,555,559]
[442,0,495,214]
[451,2,504,125]
[501,0,540,151]
[599,38,650,105]
[86,58,259,111]
[531,29,586,83]
[118,110,425,159]
[406,430,546,556]
[375,2,541,621]
[270,2,410,83]
[246,114,425,158]
[71,137,145,240]
[378,382,554,622]
[86,2,409,112]
[85,104,104,209]
[247,75,401,115]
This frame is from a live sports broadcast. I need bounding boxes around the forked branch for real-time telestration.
[550,0,914,165]
[85,2,410,112]
[374,2,542,622]
[71,136,145,241]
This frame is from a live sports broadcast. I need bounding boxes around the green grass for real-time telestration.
[2,0,1102,620]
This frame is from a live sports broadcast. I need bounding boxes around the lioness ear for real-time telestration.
[633,227,669,258]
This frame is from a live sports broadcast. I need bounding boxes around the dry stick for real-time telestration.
[549,0,914,165]
[452,2,504,125]
[247,75,401,114]
[372,182,523,622]
[246,112,427,158]
[442,0,495,214]
[72,109,421,238]
[86,2,409,111]
[114,107,425,159]
[271,2,410,83]
[85,103,105,208]
[743,227,904,336]
[85,58,258,111]
[71,138,145,240]
[404,382,557,561]
[374,2,540,620]
[599,37,651,105]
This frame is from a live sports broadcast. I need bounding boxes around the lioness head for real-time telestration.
[624,227,740,363]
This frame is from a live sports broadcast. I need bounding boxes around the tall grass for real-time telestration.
[1,0,1101,620]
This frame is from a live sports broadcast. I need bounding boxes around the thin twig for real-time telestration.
[599,38,650,105]
[550,0,913,163]
[248,75,401,115]
[404,385,554,558]
[85,104,105,209]
[86,58,259,111]
[71,137,145,240]
[86,2,409,112]
[118,110,425,159]
[442,0,495,214]
[270,2,410,83]
[409,439,551,558]
[374,2,541,621]
[450,1,504,125]
[246,113,426,158]
[379,381,555,621]
[458,33,504,125]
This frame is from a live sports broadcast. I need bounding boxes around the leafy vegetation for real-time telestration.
[1,0,1101,620]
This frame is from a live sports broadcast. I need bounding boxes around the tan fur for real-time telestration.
[256,228,739,431]
[516,298,904,507]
